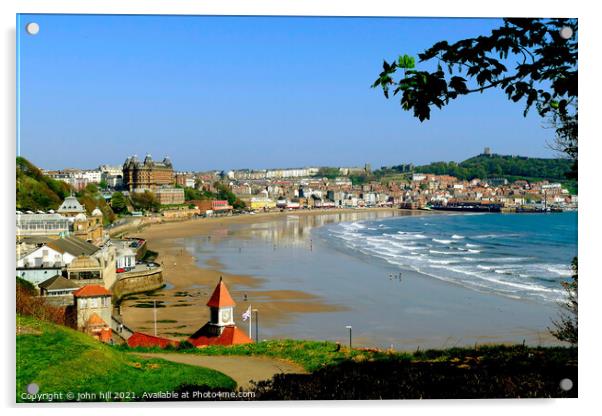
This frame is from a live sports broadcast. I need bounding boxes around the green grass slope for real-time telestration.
[16,157,72,211]
[16,315,235,402]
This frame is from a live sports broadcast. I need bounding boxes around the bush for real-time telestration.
[16,278,67,326]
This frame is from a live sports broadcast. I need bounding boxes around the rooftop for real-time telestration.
[47,236,99,257]
[73,285,112,298]
[206,277,236,308]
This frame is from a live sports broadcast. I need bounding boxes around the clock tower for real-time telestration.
[206,276,236,335]
[187,276,254,346]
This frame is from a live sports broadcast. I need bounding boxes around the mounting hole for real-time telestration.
[559,378,573,391]
[26,22,40,36]
[559,26,573,40]
[27,383,39,394]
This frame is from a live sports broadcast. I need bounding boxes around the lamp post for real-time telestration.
[345,325,352,350]
[153,300,157,336]
[253,309,259,343]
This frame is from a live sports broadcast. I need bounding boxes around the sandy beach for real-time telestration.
[119,208,407,339]
[119,208,562,349]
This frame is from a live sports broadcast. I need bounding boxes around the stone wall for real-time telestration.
[111,267,164,301]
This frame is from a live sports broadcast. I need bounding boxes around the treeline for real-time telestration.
[16,157,71,211]
[17,157,116,222]
[414,154,574,182]
[182,182,246,210]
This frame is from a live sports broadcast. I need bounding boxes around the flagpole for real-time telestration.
[248,304,252,339]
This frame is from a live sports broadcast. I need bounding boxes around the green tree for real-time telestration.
[214,182,246,210]
[130,191,160,212]
[372,18,577,178]
[549,258,578,345]
[110,191,128,214]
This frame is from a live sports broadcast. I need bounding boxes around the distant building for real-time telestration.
[72,208,105,245]
[38,274,80,306]
[484,147,492,156]
[188,277,253,347]
[122,154,175,191]
[175,173,196,188]
[57,195,86,217]
[155,186,185,205]
[190,200,233,216]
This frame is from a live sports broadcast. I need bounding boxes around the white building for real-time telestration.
[116,247,136,270]
[16,212,70,238]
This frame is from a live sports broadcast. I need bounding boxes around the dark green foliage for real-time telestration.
[183,187,214,201]
[251,345,577,400]
[214,182,246,210]
[77,185,116,223]
[130,190,160,212]
[349,174,370,186]
[110,191,128,213]
[414,153,574,184]
[315,167,341,179]
[373,19,578,179]
[373,19,577,122]
[16,157,71,211]
[16,276,36,295]
[550,257,578,345]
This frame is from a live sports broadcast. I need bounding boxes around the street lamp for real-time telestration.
[253,309,259,343]
[345,325,352,350]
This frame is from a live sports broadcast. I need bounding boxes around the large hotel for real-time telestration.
[122,154,175,191]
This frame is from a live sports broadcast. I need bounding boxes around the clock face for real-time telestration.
[221,309,232,322]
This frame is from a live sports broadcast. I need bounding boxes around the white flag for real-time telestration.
[242,305,251,321]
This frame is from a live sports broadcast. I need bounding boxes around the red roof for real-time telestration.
[127,332,180,349]
[188,324,253,347]
[206,278,236,308]
[73,285,112,298]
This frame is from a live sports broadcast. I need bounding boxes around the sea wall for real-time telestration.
[111,267,164,300]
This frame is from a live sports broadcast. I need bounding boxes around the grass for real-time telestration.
[124,339,408,372]
[123,339,577,375]
[16,315,236,402]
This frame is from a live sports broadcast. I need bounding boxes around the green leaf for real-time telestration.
[397,54,416,69]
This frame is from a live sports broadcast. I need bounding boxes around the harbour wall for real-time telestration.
[111,267,164,301]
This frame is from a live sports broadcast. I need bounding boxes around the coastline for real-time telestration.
[120,208,562,349]
[119,208,411,338]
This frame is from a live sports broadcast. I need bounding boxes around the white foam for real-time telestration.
[433,238,453,244]
[452,234,465,239]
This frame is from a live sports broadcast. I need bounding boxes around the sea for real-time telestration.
[318,212,577,304]
[186,210,577,348]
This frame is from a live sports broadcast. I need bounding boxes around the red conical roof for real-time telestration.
[206,277,236,308]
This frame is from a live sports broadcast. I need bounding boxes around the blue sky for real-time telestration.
[18,14,558,171]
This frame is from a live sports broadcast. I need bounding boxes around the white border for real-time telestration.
[2,1,601,415]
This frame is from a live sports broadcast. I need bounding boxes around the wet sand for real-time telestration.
[119,208,560,349]
[120,209,405,339]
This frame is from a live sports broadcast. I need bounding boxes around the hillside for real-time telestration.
[16,157,71,211]
[16,315,235,402]
[414,153,574,183]
[16,157,117,222]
